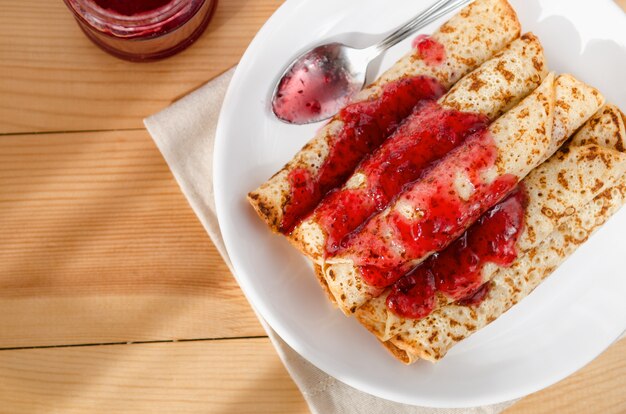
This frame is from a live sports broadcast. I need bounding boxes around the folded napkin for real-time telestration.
[143,67,619,414]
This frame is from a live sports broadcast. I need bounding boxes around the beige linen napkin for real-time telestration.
[143,68,620,413]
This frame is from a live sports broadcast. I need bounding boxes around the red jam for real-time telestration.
[63,0,216,61]
[360,265,406,289]
[338,130,519,286]
[93,0,172,15]
[311,101,489,255]
[387,268,437,318]
[386,187,527,319]
[456,283,491,307]
[412,35,446,66]
[280,76,446,233]
[272,46,363,124]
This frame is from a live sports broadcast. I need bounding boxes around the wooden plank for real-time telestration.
[0,0,283,134]
[0,130,264,347]
[0,338,308,414]
[0,338,623,414]
[506,339,626,414]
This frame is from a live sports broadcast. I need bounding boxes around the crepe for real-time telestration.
[248,0,521,234]
[371,104,626,363]
[290,33,547,262]
[570,104,626,150]
[324,74,605,315]
[357,145,626,347]
[356,141,626,341]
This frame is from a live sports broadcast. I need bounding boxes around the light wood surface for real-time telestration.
[0,339,307,414]
[0,130,263,347]
[0,339,622,414]
[0,0,624,413]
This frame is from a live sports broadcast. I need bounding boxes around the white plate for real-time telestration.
[214,0,626,407]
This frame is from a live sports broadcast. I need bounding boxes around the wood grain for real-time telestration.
[0,0,625,413]
[0,338,308,414]
[0,0,283,134]
[0,338,623,414]
[0,130,264,347]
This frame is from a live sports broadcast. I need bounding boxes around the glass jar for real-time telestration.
[63,0,217,61]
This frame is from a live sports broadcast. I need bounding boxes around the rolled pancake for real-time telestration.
[356,136,626,341]
[290,34,547,262]
[380,105,626,362]
[248,0,521,234]
[570,104,626,151]
[325,74,605,315]
[357,143,626,342]
[313,263,336,305]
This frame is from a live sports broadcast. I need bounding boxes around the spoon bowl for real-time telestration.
[271,43,371,124]
[271,0,473,124]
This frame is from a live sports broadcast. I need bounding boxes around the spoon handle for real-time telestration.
[372,0,474,54]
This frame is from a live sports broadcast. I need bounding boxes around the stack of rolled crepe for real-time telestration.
[247,0,626,364]
[322,72,605,314]
[356,104,626,363]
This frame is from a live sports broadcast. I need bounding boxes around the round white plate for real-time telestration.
[214,0,626,407]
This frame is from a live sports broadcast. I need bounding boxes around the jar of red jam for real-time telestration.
[63,0,217,61]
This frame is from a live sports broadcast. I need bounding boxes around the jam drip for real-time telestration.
[281,76,446,233]
[456,283,491,307]
[338,130,519,287]
[313,101,489,256]
[412,35,446,66]
[386,186,527,319]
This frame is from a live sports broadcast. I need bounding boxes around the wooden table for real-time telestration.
[1,1,625,412]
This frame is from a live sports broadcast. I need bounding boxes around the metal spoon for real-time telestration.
[271,0,473,124]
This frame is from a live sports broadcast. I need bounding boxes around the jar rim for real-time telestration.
[63,0,202,38]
